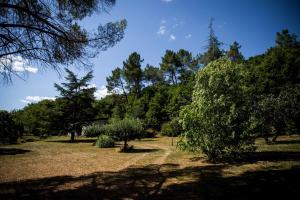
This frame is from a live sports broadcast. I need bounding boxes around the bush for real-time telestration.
[178,59,256,162]
[95,135,115,148]
[83,124,107,137]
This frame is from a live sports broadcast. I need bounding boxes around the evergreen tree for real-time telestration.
[199,18,223,66]
[55,69,96,142]
[227,41,244,62]
[123,52,144,98]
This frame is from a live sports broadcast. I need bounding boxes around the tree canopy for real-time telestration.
[0,0,126,81]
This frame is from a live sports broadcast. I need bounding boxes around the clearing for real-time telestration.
[0,135,300,199]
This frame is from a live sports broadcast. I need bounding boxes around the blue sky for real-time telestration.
[1,0,300,111]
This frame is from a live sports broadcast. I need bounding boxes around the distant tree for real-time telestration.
[123,52,144,98]
[227,41,244,62]
[106,67,128,102]
[276,29,299,48]
[199,18,223,66]
[0,0,127,81]
[144,64,163,86]
[176,49,199,83]
[0,110,23,143]
[55,69,96,142]
[15,100,62,136]
[160,50,181,85]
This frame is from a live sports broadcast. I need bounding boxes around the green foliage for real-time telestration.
[95,135,115,148]
[103,118,144,152]
[160,118,183,137]
[179,59,256,162]
[55,69,96,141]
[227,41,244,62]
[0,110,23,143]
[83,124,105,137]
[199,18,223,66]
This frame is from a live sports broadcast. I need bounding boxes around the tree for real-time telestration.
[102,118,144,152]
[123,52,144,98]
[160,50,180,85]
[276,29,299,48]
[55,68,96,142]
[143,64,163,86]
[227,41,244,62]
[178,59,256,162]
[0,110,23,143]
[0,0,127,81]
[199,18,223,66]
[106,67,128,102]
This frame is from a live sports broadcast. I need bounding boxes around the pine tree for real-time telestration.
[54,69,96,142]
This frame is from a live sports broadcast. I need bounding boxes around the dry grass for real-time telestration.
[0,135,300,199]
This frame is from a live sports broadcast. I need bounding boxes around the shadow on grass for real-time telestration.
[0,162,299,200]
[242,151,300,163]
[0,148,31,155]
[275,140,300,145]
[125,148,160,153]
[47,139,96,144]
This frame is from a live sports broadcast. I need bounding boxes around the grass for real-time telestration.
[0,135,300,199]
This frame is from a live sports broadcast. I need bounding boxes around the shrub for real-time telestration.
[178,59,256,162]
[83,124,107,137]
[95,135,115,148]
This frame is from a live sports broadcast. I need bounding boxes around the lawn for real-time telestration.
[0,135,300,199]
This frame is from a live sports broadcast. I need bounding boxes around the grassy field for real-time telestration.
[1,135,300,199]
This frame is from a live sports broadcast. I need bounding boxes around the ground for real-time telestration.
[0,135,300,199]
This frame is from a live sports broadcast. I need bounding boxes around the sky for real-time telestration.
[1,0,300,111]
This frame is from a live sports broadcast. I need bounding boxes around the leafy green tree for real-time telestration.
[144,64,164,86]
[55,69,96,142]
[179,59,256,162]
[0,0,126,81]
[102,118,144,152]
[199,18,223,66]
[0,110,23,143]
[227,41,244,62]
[276,29,299,48]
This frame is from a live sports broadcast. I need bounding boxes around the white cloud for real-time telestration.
[161,0,173,2]
[21,96,55,104]
[157,25,166,35]
[161,19,167,24]
[0,55,38,74]
[185,34,192,39]
[169,34,176,40]
[94,85,108,100]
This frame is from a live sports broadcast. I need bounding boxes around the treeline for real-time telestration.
[1,24,299,160]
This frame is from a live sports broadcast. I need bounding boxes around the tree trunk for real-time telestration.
[123,138,128,152]
[70,132,75,143]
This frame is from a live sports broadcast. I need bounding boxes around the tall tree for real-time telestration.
[276,29,299,48]
[55,69,96,142]
[227,41,244,62]
[123,52,144,98]
[199,18,223,66]
[106,67,128,102]
[0,0,127,81]
[160,50,180,85]
[143,64,163,86]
